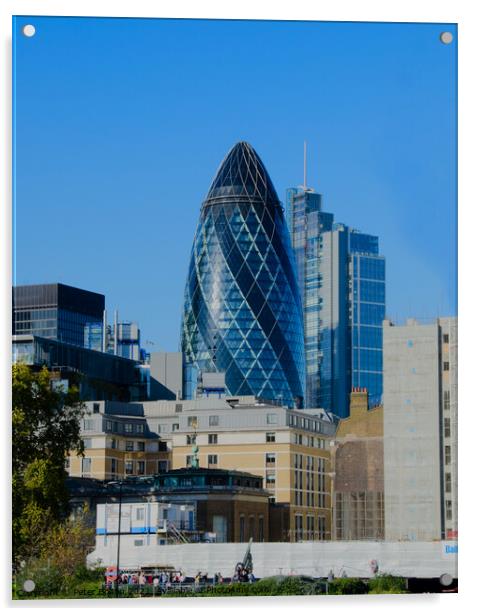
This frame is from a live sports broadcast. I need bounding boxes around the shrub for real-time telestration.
[327,578,368,595]
[368,575,407,594]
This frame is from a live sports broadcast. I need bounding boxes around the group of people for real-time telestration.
[105,567,255,591]
[233,564,255,583]
[105,569,186,590]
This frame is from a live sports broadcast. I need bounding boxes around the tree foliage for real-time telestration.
[14,508,100,598]
[12,364,85,566]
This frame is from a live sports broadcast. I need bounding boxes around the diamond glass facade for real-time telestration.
[181,142,305,408]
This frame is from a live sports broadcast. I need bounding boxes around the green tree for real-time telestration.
[12,364,85,566]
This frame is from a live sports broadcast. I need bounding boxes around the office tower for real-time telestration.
[349,230,385,408]
[13,282,104,347]
[181,142,305,408]
[286,187,334,409]
[383,317,458,541]
[288,186,385,415]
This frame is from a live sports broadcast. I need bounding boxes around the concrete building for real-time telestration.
[149,352,183,399]
[332,389,384,540]
[383,317,458,541]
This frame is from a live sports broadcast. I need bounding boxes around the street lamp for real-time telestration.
[107,480,124,598]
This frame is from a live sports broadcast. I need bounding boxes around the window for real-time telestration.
[208,433,218,444]
[106,420,113,431]
[265,453,275,465]
[443,334,449,344]
[294,514,303,541]
[82,438,92,449]
[175,404,183,413]
[209,415,219,426]
[81,458,91,475]
[187,416,198,428]
[208,454,218,467]
[266,432,276,443]
[249,516,255,540]
[445,500,453,521]
[258,517,264,542]
[126,441,134,452]
[93,403,100,413]
[265,473,275,486]
[318,516,326,540]
[172,423,179,432]
[111,459,117,474]
[134,539,144,547]
[136,508,145,521]
[443,362,449,372]
[239,516,245,542]
[445,472,452,493]
[136,441,145,452]
[83,419,94,430]
[125,423,133,433]
[64,457,70,470]
[125,460,134,475]
[186,434,196,445]
[445,445,451,465]
[136,424,144,433]
[158,460,168,473]
[186,455,194,467]
[443,391,450,410]
[444,418,451,438]
[267,413,277,425]
[110,438,117,450]
[137,461,145,475]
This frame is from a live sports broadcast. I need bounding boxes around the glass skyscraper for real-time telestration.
[349,231,385,408]
[286,188,334,409]
[13,283,104,348]
[287,188,385,416]
[181,142,305,408]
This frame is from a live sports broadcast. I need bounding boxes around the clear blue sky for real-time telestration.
[13,16,457,352]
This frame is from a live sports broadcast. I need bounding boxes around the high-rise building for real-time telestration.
[181,142,305,408]
[382,317,458,541]
[286,188,334,409]
[13,283,104,347]
[287,186,385,415]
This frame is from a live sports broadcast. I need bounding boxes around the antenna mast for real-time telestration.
[303,140,307,191]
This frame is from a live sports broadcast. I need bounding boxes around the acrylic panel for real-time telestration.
[12,15,457,600]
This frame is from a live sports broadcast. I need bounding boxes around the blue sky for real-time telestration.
[13,16,457,352]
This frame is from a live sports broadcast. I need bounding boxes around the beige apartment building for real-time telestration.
[67,401,169,480]
[141,396,337,542]
[68,396,337,541]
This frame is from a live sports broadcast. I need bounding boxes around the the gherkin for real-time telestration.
[180,142,305,408]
